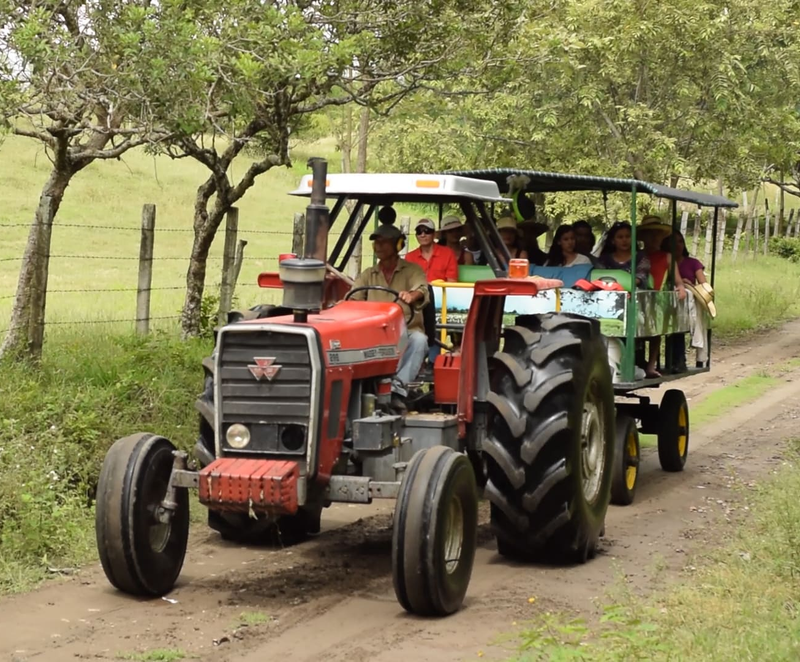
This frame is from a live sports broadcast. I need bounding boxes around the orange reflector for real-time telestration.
[306,179,331,187]
[415,179,441,189]
[257,272,283,289]
[509,259,530,279]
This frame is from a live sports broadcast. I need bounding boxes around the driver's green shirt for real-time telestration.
[350,259,429,334]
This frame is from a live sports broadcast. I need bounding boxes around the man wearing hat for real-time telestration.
[349,223,429,412]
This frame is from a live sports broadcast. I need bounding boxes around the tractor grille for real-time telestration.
[217,329,317,456]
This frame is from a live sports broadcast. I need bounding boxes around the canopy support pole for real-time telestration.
[622,185,638,382]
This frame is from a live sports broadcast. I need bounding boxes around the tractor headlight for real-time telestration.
[226,424,251,449]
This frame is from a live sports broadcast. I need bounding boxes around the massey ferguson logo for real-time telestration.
[248,357,281,381]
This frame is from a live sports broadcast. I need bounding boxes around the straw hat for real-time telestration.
[496,216,521,235]
[685,282,717,319]
[638,215,673,237]
[439,215,464,233]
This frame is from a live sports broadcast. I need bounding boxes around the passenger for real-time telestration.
[438,216,474,265]
[572,220,597,256]
[405,218,458,363]
[662,230,710,368]
[462,222,488,266]
[519,220,548,266]
[496,217,529,260]
[545,224,593,266]
[663,230,707,286]
[638,216,686,378]
[350,224,428,412]
[597,222,651,287]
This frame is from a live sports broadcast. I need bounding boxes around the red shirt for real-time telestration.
[647,250,669,290]
[405,244,458,282]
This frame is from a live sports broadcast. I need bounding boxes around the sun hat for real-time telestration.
[415,218,435,231]
[637,215,673,237]
[496,216,521,233]
[440,216,464,233]
[685,282,717,318]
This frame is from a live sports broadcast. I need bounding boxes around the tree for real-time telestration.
[151,0,516,337]
[0,1,182,359]
[376,0,800,198]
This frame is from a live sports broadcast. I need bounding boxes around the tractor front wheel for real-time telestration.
[610,415,640,505]
[95,433,189,596]
[392,446,478,616]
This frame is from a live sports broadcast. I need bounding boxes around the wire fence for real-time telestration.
[0,209,356,337]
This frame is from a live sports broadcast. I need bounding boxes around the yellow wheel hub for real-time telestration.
[678,405,688,457]
[625,429,638,490]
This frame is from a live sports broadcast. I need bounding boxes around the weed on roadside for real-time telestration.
[117,649,186,662]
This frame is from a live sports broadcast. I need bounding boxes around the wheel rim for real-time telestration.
[145,474,172,554]
[625,428,638,490]
[443,493,464,575]
[677,405,688,457]
[580,386,605,504]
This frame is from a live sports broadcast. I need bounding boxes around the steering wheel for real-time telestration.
[344,285,415,325]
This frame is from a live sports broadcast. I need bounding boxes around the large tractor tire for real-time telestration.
[196,353,322,545]
[95,433,189,596]
[392,446,478,616]
[483,314,615,563]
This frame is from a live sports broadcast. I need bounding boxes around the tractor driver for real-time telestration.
[349,224,429,413]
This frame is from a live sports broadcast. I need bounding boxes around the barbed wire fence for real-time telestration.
[0,205,353,339]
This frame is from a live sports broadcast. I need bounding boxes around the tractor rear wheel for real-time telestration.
[610,415,640,506]
[95,433,189,596]
[483,314,615,563]
[392,446,478,616]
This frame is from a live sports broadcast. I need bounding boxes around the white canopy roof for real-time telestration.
[288,173,505,202]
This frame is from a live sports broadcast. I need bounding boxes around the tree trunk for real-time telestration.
[181,178,226,337]
[0,168,71,361]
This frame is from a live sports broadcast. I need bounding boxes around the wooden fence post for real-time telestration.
[292,213,305,255]
[348,228,363,280]
[703,212,714,265]
[753,213,759,258]
[794,210,800,237]
[691,207,702,256]
[786,209,796,237]
[29,195,55,355]
[680,210,689,236]
[399,216,411,257]
[716,209,726,261]
[763,199,771,255]
[135,204,156,335]
[732,211,745,262]
[217,207,239,326]
[233,239,248,288]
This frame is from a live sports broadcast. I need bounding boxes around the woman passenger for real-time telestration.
[545,224,593,266]
[438,216,474,265]
[496,217,529,260]
[597,222,651,287]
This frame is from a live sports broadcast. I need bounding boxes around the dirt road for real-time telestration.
[3,320,800,662]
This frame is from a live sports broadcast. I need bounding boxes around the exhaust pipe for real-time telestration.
[303,157,330,262]
[280,157,329,321]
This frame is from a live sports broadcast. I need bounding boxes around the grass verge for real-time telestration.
[507,444,800,661]
[0,330,212,593]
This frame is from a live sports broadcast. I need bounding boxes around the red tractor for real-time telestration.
[95,159,615,616]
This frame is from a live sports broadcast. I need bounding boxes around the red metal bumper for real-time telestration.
[198,458,299,515]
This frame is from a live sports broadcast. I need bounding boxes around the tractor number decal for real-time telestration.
[327,344,400,365]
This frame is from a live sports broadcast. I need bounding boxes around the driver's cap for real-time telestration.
[369,224,403,241]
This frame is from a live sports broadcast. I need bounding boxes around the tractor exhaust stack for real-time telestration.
[279,157,329,321]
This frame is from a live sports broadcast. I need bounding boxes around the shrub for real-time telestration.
[768,237,800,262]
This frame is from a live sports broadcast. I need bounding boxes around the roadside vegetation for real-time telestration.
[0,331,211,592]
[507,443,800,662]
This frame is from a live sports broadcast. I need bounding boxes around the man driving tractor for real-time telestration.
[349,223,429,413]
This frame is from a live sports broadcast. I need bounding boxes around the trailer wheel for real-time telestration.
[484,314,615,563]
[392,446,478,616]
[610,415,640,506]
[658,389,689,472]
[95,433,189,596]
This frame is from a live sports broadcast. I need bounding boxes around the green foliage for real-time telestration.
[769,237,800,262]
[0,331,212,593]
[509,447,800,661]
[118,649,186,662]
